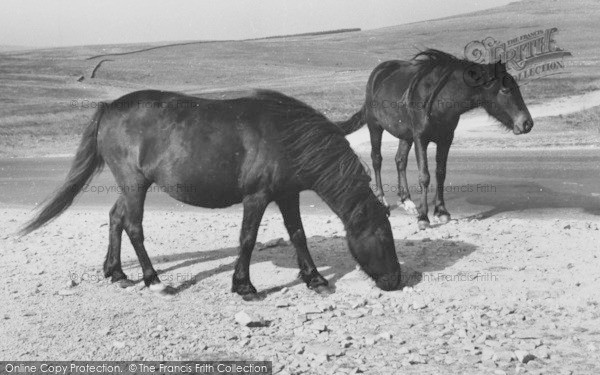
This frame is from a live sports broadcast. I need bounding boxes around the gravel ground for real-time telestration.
[1,207,600,374]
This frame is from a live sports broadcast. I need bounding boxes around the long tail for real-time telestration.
[19,105,107,235]
[335,104,366,135]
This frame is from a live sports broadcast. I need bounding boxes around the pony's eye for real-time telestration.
[483,80,496,89]
[500,75,514,93]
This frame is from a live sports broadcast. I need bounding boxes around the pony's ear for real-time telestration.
[463,64,487,87]
[495,60,507,73]
[475,64,498,90]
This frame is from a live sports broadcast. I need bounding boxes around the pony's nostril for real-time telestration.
[525,119,534,130]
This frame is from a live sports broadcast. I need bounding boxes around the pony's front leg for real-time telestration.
[232,193,268,300]
[276,193,331,295]
[413,136,431,230]
[395,138,417,215]
[433,135,453,223]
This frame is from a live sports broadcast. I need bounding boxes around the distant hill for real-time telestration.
[1,0,600,156]
[0,45,30,52]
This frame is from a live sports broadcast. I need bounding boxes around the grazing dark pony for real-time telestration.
[338,49,533,230]
[20,89,401,298]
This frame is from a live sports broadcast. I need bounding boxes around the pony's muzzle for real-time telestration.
[514,118,534,135]
[375,271,402,291]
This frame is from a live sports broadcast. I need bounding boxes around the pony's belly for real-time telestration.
[155,177,243,208]
[383,122,412,139]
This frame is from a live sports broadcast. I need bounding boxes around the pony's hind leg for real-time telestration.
[433,135,453,223]
[395,138,417,215]
[232,193,269,300]
[368,122,389,210]
[276,193,330,294]
[413,136,431,230]
[103,196,134,287]
[119,180,170,294]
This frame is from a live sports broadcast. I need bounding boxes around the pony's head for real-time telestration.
[263,89,403,291]
[403,49,533,135]
[465,61,534,134]
[345,194,402,291]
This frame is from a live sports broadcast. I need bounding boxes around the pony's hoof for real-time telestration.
[378,196,390,209]
[436,213,451,224]
[417,220,430,231]
[313,285,334,296]
[232,282,258,296]
[106,269,127,283]
[117,279,135,289]
[149,283,177,297]
[400,200,418,216]
[241,293,264,302]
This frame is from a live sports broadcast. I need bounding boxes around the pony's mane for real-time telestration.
[401,49,474,117]
[254,90,385,230]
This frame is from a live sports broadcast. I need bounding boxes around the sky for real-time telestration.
[0,0,515,48]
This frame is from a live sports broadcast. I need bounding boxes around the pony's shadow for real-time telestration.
[122,235,478,295]
[459,180,600,219]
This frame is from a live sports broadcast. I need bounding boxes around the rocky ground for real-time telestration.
[1,207,600,374]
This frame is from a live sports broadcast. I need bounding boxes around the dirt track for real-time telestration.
[1,192,600,374]
[2,148,600,218]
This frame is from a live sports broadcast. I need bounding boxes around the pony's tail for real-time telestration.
[336,105,366,135]
[19,105,107,235]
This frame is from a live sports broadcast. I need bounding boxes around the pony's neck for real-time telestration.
[430,67,482,118]
[453,68,484,115]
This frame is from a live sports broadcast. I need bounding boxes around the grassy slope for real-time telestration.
[1,0,600,156]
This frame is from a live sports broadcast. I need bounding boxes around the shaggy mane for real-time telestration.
[254,90,386,230]
[401,49,477,117]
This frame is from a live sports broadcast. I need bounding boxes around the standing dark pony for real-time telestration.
[338,49,533,230]
[20,89,401,298]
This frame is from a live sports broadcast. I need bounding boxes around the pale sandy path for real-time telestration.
[1,207,600,374]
